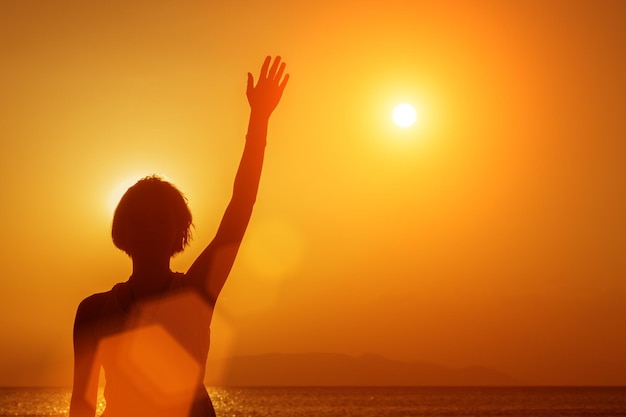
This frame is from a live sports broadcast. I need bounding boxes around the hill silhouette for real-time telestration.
[205,353,523,386]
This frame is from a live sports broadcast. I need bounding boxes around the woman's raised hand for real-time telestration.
[246,56,289,118]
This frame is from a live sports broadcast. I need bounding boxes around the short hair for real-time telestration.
[111,175,193,256]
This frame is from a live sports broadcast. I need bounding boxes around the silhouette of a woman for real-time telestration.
[70,56,289,417]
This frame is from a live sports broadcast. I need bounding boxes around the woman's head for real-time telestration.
[112,175,193,258]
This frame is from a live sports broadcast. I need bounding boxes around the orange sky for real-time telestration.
[1,0,625,386]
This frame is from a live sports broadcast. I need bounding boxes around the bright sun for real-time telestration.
[392,103,417,128]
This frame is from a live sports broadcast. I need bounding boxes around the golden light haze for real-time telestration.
[1,0,625,386]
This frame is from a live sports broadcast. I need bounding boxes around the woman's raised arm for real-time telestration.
[186,56,289,304]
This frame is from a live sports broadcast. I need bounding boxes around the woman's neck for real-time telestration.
[129,256,173,296]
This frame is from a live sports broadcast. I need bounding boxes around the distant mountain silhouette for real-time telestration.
[205,352,523,386]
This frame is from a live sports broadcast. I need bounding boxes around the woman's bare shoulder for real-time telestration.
[75,289,114,323]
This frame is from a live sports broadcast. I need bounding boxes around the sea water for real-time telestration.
[1,386,625,416]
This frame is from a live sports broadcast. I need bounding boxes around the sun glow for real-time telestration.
[106,173,156,215]
[392,103,417,127]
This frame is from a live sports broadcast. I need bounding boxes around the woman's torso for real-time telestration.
[96,273,215,417]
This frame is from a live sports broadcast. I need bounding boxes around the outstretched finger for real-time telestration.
[268,56,282,79]
[279,73,289,91]
[260,56,271,79]
[275,62,286,83]
[246,72,254,94]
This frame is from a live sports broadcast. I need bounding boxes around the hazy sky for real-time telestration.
[1,0,625,386]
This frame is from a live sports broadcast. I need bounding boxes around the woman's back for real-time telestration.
[96,275,215,417]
